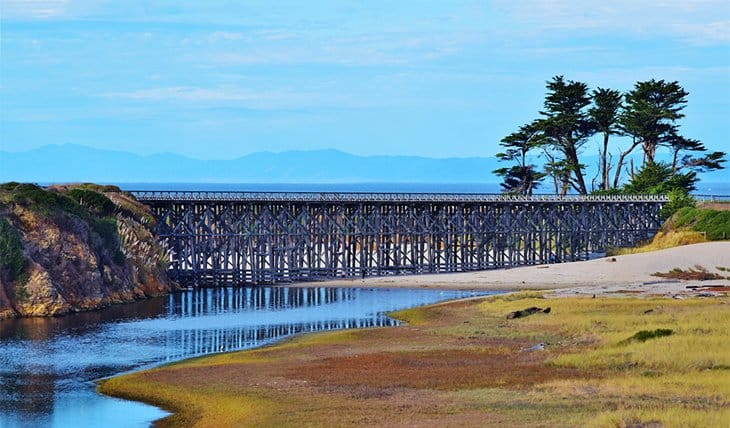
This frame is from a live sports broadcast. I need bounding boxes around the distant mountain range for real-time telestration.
[1,144,727,185]
[0,144,500,183]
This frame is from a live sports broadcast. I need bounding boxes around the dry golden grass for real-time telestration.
[98,292,730,427]
[608,230,707,255]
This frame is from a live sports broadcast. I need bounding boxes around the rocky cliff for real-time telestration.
[0,183,179,318]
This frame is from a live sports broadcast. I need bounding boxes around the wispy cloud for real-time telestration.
[100,85,377,110]
[2,0,70,18]
[206,31,480,67]
[493,0,730,45]
[675,21,730,45]
[207,32,244,43]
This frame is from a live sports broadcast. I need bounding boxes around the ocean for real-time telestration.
[113,181,730,196]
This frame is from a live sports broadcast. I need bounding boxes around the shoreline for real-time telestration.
[98,291,730,427]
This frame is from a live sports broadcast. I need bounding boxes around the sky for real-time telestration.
[1,0,729,160]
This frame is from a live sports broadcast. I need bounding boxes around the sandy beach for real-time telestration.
[311,242,730,297]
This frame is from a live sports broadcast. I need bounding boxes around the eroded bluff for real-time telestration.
[0,183,179,318]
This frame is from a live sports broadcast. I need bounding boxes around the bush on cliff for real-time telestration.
[3,183,88,219]
[659,188,697,220]
[67,188,116,217]
[1,184,125,268]
[0,217,25,281]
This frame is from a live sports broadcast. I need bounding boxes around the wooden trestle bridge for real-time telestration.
[133,191,667,286]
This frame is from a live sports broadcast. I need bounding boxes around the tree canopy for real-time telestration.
[493,77,726,196]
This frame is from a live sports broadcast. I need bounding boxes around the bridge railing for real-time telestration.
[129,190,669,203]
[693,194,730,202]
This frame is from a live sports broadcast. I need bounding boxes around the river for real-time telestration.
[0,286,493,428]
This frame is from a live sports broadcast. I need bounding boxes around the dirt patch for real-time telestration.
[653,267,725,281]
[701,286,730,292]
[291,348,584,391]
[606,289,644,294]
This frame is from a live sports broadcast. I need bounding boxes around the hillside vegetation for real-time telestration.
[0,183,177,318]
[610,205,730,255]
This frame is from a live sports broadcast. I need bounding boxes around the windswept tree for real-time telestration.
[620,79,688,164]
[493,122,545,195]
[666,133,726,175]
[619,79,726,188]
[588,88,623,191]
[537,76,594,195]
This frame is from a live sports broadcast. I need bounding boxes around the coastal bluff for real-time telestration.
[0,183,179,319]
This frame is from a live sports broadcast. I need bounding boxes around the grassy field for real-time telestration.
[98,292,730,427]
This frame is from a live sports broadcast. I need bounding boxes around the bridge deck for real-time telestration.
[132,190,668,204]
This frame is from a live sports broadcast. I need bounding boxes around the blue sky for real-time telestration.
[1,0,729,160]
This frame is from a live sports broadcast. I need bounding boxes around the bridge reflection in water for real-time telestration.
[162,287,396,361]
[0,286,488,428]
[133,191,667,286]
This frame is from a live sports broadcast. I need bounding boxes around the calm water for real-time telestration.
[0,286,493,428]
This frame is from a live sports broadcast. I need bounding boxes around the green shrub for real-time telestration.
[75,183,122,193]
[0,182,21,191]
[15,271,30,301]
[67,188,116,217]
[9,184,88,219]
[0,217,26,280]
[669,207,730,240]
[622,162,697,194]
[91,217,119,248]
[660,189,696,220]
[112,249,127,265]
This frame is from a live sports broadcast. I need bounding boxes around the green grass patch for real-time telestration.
[485,291,545,301]
[621,328,674,344]
[670,207,730,240]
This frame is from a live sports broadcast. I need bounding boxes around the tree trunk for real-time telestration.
[643,139,657,165]
[671,148,680,174]
[601,132,610,190]
[566,145,587,195]
[613,139,641,188]
[542,148,559,194]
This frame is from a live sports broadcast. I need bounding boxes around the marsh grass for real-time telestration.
[99,376,273,428]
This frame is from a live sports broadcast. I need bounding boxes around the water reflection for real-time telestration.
[0,286,492,428]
